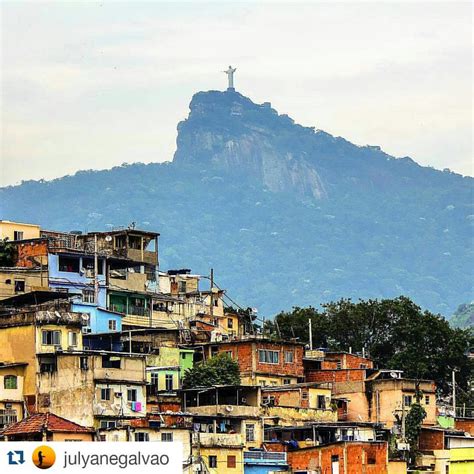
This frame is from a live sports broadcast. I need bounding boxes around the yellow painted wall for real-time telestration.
[52,432,94,441]
[0,221,40,241]
[200,446,244,474]
[0,366,25,402]
[35,325,83,354]
[0,325,37,394]
[387,460,407,474]
[450,447,474,474]
[0,270,48,300]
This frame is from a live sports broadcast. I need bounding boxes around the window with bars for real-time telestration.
[0,409,17,428]
[161,432,173,442]
[209,456,217,468]
[42,330,61,346]
[82,290,95,303]
[245,423,255,442]
[101,388,111,401]
[4,375,18,389]
[135,432,150,442]
[258,350,279,364]
[165,374,174,392]
[68,331,78,347]
[127,389,137,402]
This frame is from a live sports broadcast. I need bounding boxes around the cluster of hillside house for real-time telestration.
[0,220,472,473]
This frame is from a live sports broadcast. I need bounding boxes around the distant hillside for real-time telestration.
[1,90,472,317]
[450,303,474,329]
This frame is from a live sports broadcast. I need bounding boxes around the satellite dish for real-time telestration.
[105,235,112,242]
[390,371,399,379]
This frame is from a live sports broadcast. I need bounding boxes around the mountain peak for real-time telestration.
[173,90,328,199]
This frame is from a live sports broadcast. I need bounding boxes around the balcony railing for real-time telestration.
[243,451,287,464]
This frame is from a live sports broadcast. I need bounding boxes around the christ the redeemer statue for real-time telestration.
[224,65,237,91]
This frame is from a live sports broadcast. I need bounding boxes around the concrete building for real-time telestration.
[0,220,41,241]
[201,338,305,386]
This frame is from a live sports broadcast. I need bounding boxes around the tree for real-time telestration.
[182,353,240,388]
[405,402,427,461]
[0,238,16,266]
[271,297,474,398]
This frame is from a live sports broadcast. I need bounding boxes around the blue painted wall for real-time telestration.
[72,302,123,334]
[48,253,107,307]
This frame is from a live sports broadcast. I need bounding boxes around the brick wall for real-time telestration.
[322,353,374,370]
[217,341,304,378]
[455,418,474,435]
[419,429,444,451]
[306,368,366,383]
[288,442,388,474]
[16,240,49,268]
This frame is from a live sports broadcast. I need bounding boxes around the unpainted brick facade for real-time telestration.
[287,441,388,474]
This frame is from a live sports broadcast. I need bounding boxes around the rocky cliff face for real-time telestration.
[173,91,327,199]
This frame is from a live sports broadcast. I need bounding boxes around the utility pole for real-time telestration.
[452,369,457,417]
[401,395,406,441]
[308,318,313,350]
[209,268,214,324]
[94,234,99,304]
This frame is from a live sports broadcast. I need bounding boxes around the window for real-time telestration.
[227,318,233,329]
[82,257,104,275]
[360,364,368,369]
[301,391,309,400]
[161,432,173,442]
[245,424,255,442]
[165,374,174,392]
[68,331,78,347]
[223,351,233,359]
[101,388,111,401]
[14,280,25,293]
[258,350,279,364]
[82,290,95,304]
[283,378,291,385]
[42,330,61,346]
[284,351,294,363]
[80,356,89,370]
[425,396,430,405]
[260,380,267,387]
[0,409,18,428]
[127,389,137,402]
[317,395,326,409]
[13,231,24,240]
[227,455,236,469]
[102,355,121,369]
[214,298,218,307]
[135,432,150,442]
[404,395,413,407]
[99,420,116,429]
[209,456,217,468]
[178,280,186,293]
[58,256,80,273]
[336,361,342,369]
[108,320,117,331]
[151,373,159,386]
[4,375,18,390]
[39,356,57,373]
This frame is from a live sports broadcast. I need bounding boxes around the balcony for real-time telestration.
[243,451,287,465]
[187,405,260,418]
[192,432,243,448]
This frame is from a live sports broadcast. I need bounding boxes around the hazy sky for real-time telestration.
[1,1,472,187]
